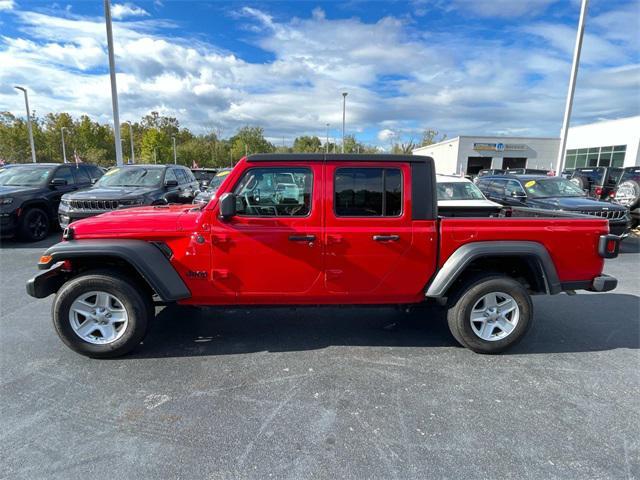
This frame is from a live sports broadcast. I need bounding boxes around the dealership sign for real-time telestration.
[473,143,528,152]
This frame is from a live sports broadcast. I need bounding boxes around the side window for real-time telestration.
[175,169,188,184]
[164,169,178,184]
[334,168,402,217]
[88,166,103,181]
[54,166,75,185]
[186,169,197,183]
[75,166,91,183]
[504,180,525,197]
[489,180,505,196]
[233,167,313,217]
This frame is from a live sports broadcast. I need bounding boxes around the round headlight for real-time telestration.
[614,180,639,207]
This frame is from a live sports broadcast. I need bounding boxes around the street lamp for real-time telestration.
[126,121,135,163]
[61,127,68,163]
[341,92,348,154]
[326,123,330,153]
[14,86,36,163]
[104,0,123,166]
[172,136,177,164]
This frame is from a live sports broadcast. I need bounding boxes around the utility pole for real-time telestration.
[172,136,177,164]
[555,0,589,176]
[61,127,68,163]
[341,92,348,153]
[126,121,135,163]
[153,147,157,164]
[326,123,330,153]
[104,0,123,166]
[14,86,36,163]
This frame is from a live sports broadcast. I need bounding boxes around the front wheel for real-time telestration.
[52,270,153,358]
[446,275,533,354]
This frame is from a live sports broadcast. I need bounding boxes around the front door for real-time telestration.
[209,163,323,300]
[324,162,414,299]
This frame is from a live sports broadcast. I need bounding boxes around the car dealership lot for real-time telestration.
[1,235,638,479]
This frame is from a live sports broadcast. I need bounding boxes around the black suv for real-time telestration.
[477,174,631,236]
[568,167,623,201]
[612,166,640,228]
[193,168,233,205]
[0,163,102,241]
[58,164,199,228]
[191,168,218,189]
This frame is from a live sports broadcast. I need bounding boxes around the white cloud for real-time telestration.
[0,3,637,144]
[111,3,149,20]
[0,0,15,11]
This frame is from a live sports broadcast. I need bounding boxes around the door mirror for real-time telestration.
[511,191,526,199]
[91,178,98,185]
[165,179,178,187]
[219,192,236,219]
[50,178,67,187]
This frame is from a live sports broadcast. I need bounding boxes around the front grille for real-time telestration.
[579,210,626,220]
[70,200,120,210]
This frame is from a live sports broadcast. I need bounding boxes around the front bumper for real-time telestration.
[58,210,104,228]
[26,262,67,298]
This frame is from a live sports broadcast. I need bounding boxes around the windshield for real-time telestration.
[0,166,54,186]
[193,170,215,181]
[437,181,486,201]
[523,178,586,198]
[95,167,163,187]
[206,171,231,192]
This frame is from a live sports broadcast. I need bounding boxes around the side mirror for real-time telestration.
[91,178,98,185]
[165,179,178,187]
[511,191,526,198]
[219,192,236,219]
[50,178,67,187]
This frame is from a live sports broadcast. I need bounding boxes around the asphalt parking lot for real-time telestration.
[1,234,639,480]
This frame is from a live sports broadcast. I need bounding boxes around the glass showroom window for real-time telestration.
[565,145,626,169]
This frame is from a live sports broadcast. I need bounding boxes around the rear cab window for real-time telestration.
[334,168,402,217]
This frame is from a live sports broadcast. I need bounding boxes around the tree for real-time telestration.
[292,135,322,153]
[229,126,274,162]
[421,129,447,147]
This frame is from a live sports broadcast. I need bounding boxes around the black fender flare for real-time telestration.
[30,239,191,301]
[425,241,561,298]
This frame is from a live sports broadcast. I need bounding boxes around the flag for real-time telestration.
[192,160,199,169]
[74,150,82,165]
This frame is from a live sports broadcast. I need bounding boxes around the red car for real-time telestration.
[27,154,619,358]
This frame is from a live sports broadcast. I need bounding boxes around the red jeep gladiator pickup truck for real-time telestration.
[26,154,620,358]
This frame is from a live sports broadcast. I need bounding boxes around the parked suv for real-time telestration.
[612,166,640,228]
[193,168,233,205]
[191,168,218,189]
[0,163,102,241]
[568,167,623,200]
[476,174,631,236]
[58,164,199,228]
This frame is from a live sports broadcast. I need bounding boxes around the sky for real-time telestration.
[0,0,638,147]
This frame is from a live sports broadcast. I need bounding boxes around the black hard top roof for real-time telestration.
[247,153,431,163]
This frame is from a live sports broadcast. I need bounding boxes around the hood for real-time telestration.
[65,186,158,200]
[0,185,44,196]
[528,196,627,211]
[70,204,203,238]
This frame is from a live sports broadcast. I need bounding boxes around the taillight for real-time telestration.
[594,187,603,196]
[598,234,619,259]
[606,239,616,254]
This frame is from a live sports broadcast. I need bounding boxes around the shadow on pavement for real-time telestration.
[0,232,61,250]
[130,293,639,359]
[619,234,640,254]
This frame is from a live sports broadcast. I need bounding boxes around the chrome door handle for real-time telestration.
[373,235,400,242]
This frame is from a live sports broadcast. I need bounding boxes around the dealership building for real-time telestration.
[413,116,640,176]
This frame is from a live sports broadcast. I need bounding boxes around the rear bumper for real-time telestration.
[589,274,618,292]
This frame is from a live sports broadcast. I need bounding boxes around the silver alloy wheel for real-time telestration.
[470,291,519,342]
[69,291,129,345]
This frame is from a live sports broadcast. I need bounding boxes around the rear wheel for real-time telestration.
[52,270,153,358]
[446,275,533,354]
[19,207,50,242]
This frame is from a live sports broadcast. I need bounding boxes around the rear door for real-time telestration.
[324,162,417,298]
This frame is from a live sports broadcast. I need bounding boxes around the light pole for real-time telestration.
[172,136,177,164]
[104,0,123,166]
[14,86,36,163]
[153,147,158,164]
[61,127,68,163]
[341,92,348,154]
[326,123,330,153]
[555,0,589,176]
[126,121,135,163]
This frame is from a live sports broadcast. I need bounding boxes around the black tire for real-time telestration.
[19,207,50,242]
[52,270,153,358]
[446,275,533,354]
[570,175,588,191]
